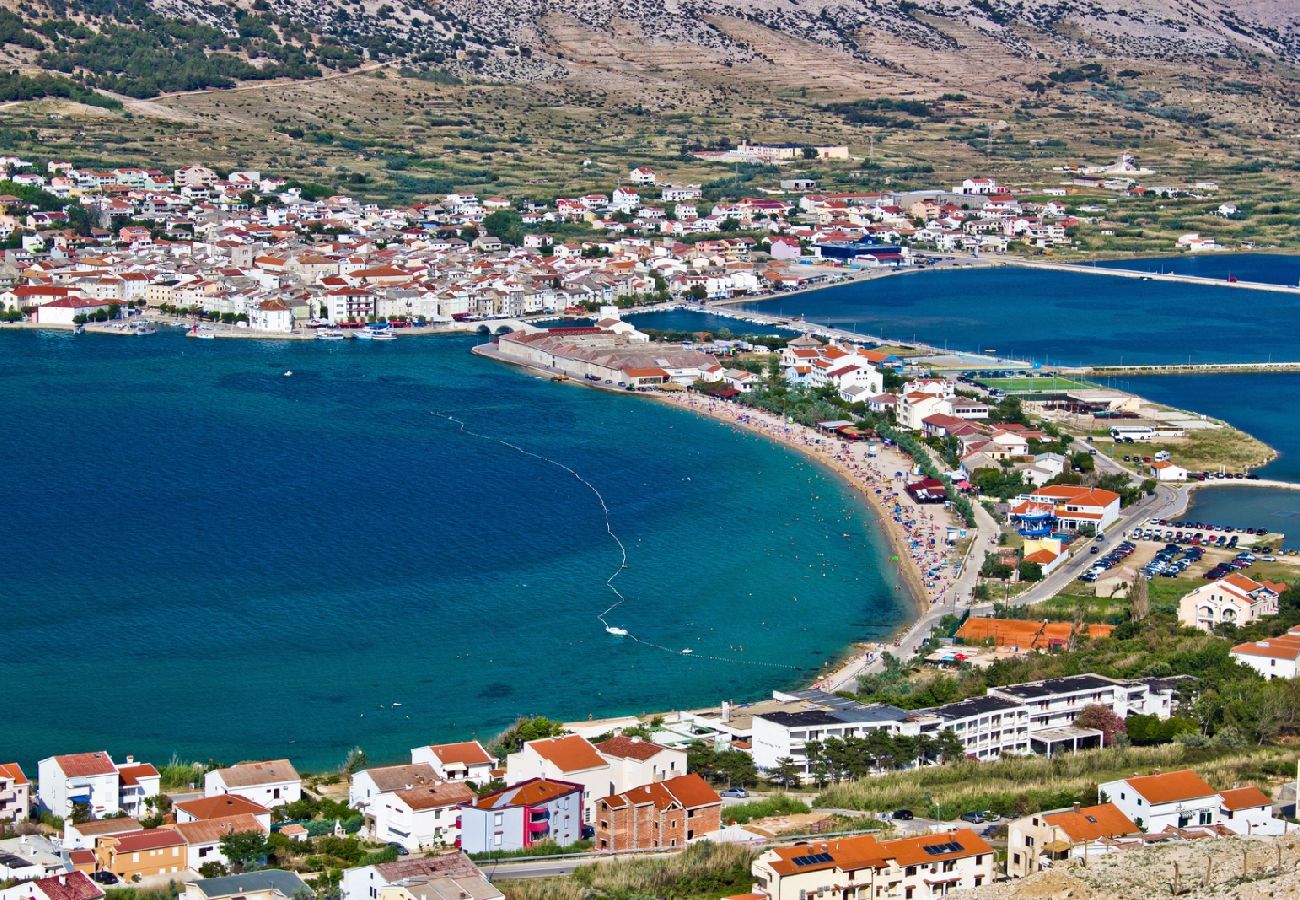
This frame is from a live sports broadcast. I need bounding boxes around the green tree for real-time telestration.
[1074,704,1127,746]
[1018,560,1044,583]
[769,757,802,788]
[220,830,270,872]
[489,716,565,756]
[482,209,525,246]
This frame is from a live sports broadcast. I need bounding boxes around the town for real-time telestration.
[3,151,1300,900]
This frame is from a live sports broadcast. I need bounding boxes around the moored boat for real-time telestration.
[315,328,346,341]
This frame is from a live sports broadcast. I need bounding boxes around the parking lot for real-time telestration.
[1078,517,1292,586]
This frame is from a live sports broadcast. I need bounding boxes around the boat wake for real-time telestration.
[432,411,796,670]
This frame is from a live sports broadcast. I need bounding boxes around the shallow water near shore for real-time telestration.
[0,329,906,769]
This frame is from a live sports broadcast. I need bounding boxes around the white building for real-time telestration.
[36,752,158,820]
[349,763,474,852]
[1231,625,1300,680]
[1099,769,1220,832]
[592,737,687,789]
[204,760,300,809]
[1218,786,1293,836]
[248,299,293,333]
[503,735,611,824]
[1178,573,1284,632]
[0,763,30,824]
[173,814,268,871]
[340,853,500,900]
[408,741,495,785]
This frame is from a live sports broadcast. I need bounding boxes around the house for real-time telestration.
[0,835,65,880]
[94,829,187,881]
[1217,786,1291,836]
[503,735,611,823]
[1099,770,1220,832]
[173,814,268,871]
[1150,460,1188,482]
[32,297,114,326]
[629,167,657,186]
[349,764,473,852]
[1010,485,1121,534]
[457,779,584,855]
[1006,802,1139,877]
[408,742,495,785]
[1230,624,1300,680]
[1178,573,1285,632]
[61,819,143,852]
[340,854,499,900]
[751,830,995,900]
[248,299,293,333]
[594,737,687,788]
[594,774,721,851]
[182,871,310,900]
[0,872,102,900]
[0,763,30,824]
[204,760,300,809]
[174,795,271,830]
[36,753,158,820]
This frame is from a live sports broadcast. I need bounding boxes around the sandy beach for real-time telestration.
[652,390,976,689]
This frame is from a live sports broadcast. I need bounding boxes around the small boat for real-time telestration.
[132,323,157,335]
[369,330,396,341]
[190,324,215,340]
[680,648,694,655]
[315,329,346,341]
[605,626,629,636]
[73,324,85,334]
[283,370,293,377]
[353,329,376,340]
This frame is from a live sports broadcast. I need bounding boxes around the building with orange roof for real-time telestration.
[751,829,994,899]
[1231,624,1300,680]
[504,735,612,824]
[94,828,186,880]
[36,753,159,821]
[594,737,687,792]
[458,778,584,854]
[1099,769,1220,833]
[956,616,1115,652]
[594,773,721,851]
[410,741,495,785]
[1179,573,1285,632]
[1013,484,1122,533]
[171,812,268,871]
[1217,785,1292,836]
[1006,801,1139,876]
[0,762,30,824]
[175,794,271,830]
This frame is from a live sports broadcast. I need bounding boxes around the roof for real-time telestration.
[25,873,102,900]
[425,741,494,768]
[50,752,116,778]
[602,774,720,812]
[173,814,266,845]
[473,778,582,810]
[525,735,606,773]
[395,780,475,811]
[1232,630,1300,660]
[0,762,28,785]
[372,852,486,884]
[766,829,990,877]
[176,795,270,821]
[1218,786,1272,811]
[212,759,299,788]
[1124,769,1217,805]
[68,818,143,837]
[186,870,309,900]
[116,763,159,787]
[107,829,186,853]
[1041,802,1139,841]
[595,736,671,762]
[362,763,442,793]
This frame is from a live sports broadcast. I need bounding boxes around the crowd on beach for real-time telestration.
[664,391,966,616]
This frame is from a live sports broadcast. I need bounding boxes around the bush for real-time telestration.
[721,794,810,824]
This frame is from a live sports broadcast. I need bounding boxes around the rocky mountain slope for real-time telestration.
[2,0,1298,97]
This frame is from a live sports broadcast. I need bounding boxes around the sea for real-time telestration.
[0,328,908,770]
[736,256,1300,544]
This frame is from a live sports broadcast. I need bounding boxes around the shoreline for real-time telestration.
[472,343,964,689]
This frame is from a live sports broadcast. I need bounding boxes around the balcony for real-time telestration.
[528,821,550,836]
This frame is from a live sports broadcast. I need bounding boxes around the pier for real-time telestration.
[993,256,1300,296]
[1070,361,1300,377]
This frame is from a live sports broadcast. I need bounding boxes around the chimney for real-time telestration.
[1073,802,1080,813]
[721,700,732,724]
[126,755,135,765]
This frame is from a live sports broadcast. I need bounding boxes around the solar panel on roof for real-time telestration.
[923,841,963,855]
[790,852,833,866]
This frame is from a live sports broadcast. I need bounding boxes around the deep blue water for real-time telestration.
[1119,372,1300,548]
[740,262,1300,366]
[1,329,907,770]
[1093,253,1300,287]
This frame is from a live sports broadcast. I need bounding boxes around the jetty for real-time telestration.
[1070,361,1300,377]
[993,256,1300,296]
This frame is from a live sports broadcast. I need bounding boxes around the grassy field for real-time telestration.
[498,842,755,900]
[1140,425,1277,474]
[984,376,1095,394]
[813,744,1294,820]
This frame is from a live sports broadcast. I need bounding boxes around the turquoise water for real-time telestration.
[1,329,908,770]
[1094,253,1300,286]
[739,263,1300,366]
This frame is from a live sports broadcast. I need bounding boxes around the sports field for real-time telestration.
[982,376,1093,393]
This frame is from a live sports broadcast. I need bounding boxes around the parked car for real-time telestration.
[892,809,915,820]
[959,811,985,824]
[90,873,120,885]
[720,787,749,799]
[386,842,410,856]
